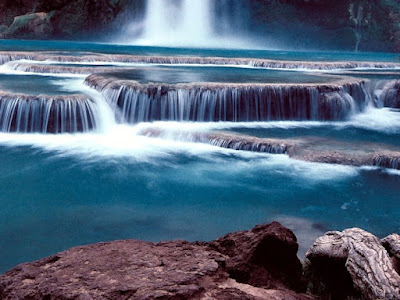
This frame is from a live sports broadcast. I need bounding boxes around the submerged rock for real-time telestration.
[0,222,312,300]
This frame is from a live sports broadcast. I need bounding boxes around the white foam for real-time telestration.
[139,107,400,134]
[346,106,400,133]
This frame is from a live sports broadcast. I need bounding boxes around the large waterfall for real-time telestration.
[140,0,212,47]
[132,0,253,48]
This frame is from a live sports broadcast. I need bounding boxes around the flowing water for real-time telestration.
[0,40,400,272]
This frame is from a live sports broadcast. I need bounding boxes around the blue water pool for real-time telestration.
[0,41,399,274]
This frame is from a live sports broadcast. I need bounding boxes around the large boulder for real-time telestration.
[205,221,305,292]
[0,222,312,300]
[305,228,400,300]
[5,12,54,39]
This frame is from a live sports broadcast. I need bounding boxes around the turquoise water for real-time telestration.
[0,40,400,273]
[0,74,84,95]
[102,66,337,84]
[0,134,399,272]
[0,39,399,62]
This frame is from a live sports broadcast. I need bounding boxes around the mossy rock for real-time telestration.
[6,12,54,39]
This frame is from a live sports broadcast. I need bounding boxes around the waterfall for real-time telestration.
[85,75,370,123]
[139,127,289,154]
[130,0,255,48]
[379,80,400,108]
[139,0,212,47]
[373,155,400,170]
[0,94,97,133]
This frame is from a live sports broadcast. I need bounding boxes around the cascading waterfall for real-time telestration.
[139,0,212,47]
[86,75,370,123]
[373,155,400,170]
[139,127,289,154]
[379,80,400,108]
[0,94,97,133]
[131,0,254,48]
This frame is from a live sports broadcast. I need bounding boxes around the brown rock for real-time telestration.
[205,221,305,292]
[0,223,312,300]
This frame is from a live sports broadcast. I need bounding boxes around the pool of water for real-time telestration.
[0,127,399,272]
[102,66,338,84]
[0,39,399,62]
[0,42,399,274]
[0,74,85,95]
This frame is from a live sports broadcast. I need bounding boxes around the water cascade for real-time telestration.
[86,75,370,123]
[139,127,289,154]
[373,155,400,169]
[2,52,400,71]
[132,0,252,48]
[379,80,400,108]
[0,94,97,133]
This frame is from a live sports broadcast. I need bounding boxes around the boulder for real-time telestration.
[305,228,400,300]
[5,12,54,39]
[0,222,312,300]
[205,221,306,292]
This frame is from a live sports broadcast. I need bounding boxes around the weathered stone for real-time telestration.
[6,12,54,39]
[205,222,305,292]
[0,223,313,300]
[306,228,400,300]
[382,234,400,274]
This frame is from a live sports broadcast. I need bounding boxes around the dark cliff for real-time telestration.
[0,0,139,40]
[0,0,400,52]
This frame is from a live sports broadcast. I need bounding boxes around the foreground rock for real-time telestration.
[0,222,312,300]
[305,228,400,300]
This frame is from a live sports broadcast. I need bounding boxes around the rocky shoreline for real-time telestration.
[0,222,398,299]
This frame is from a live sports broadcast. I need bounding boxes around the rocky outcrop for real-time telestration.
[0,223,398,300]
[305,228,400,300]
[5,12,54,40]
[380,80,400,109]
[204,222,305,292]
[0,0,129,40]
[0,222,312,300]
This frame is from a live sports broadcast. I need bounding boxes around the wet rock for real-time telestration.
[380,80,400,108]
[0,223,312,300]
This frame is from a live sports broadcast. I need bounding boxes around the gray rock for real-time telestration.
[306,228,400,300]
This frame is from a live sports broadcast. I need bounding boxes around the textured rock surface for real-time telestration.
[306,228,400,300]
[0,222,312,300]
[0,0,129,39]
[382,234,400,275]
[6,12,54,39]
[205,222,305,292]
